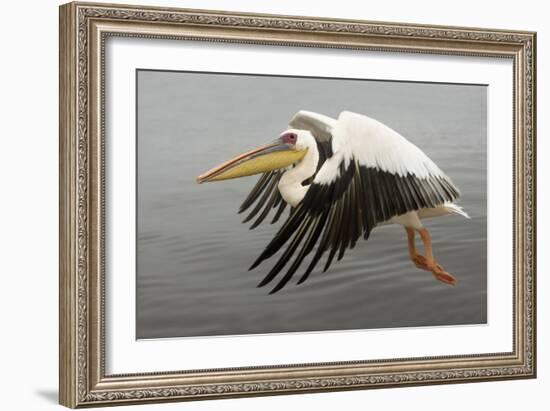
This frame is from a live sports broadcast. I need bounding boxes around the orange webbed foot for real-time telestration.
[412,254,443,272]
[431,265,457,286]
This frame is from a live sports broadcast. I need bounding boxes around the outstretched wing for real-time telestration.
[253,111,460,294]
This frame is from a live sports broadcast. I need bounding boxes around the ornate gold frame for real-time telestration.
[59,1,536,408]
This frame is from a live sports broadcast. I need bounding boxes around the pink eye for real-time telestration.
[282,132,297,144]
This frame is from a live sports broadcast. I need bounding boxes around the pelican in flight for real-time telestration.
[197,111,469,294]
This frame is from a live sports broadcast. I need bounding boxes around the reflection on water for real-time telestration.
[136,70,487,339]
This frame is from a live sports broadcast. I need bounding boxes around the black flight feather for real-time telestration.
[253,160,460,293]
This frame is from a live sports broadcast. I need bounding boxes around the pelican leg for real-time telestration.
[417,228,457,286]
[405,228,438,270]
[406,228,427,270]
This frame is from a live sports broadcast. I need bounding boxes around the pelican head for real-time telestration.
[196,130,312,183]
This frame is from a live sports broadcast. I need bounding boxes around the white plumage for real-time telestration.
[294,110,450,182]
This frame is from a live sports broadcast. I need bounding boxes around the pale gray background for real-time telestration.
[136,70,487,339]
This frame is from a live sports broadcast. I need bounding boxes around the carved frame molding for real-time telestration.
[59,2,536,408]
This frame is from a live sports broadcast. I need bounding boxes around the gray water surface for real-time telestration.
[136,70,487,339]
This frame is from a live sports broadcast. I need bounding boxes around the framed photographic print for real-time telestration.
[59,1,537,408]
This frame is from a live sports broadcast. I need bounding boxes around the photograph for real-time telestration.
[136,70,487,339]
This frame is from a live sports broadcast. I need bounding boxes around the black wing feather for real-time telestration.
[240,171,285,228]
[239,171,273,213]
[254,158,460,293]
[271,199,287,224]
[249,182,282,229]
[299,205,336,283]
[242,173,279,223]
[323,194,345,272]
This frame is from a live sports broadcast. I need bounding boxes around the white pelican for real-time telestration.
[197,111,469,294]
